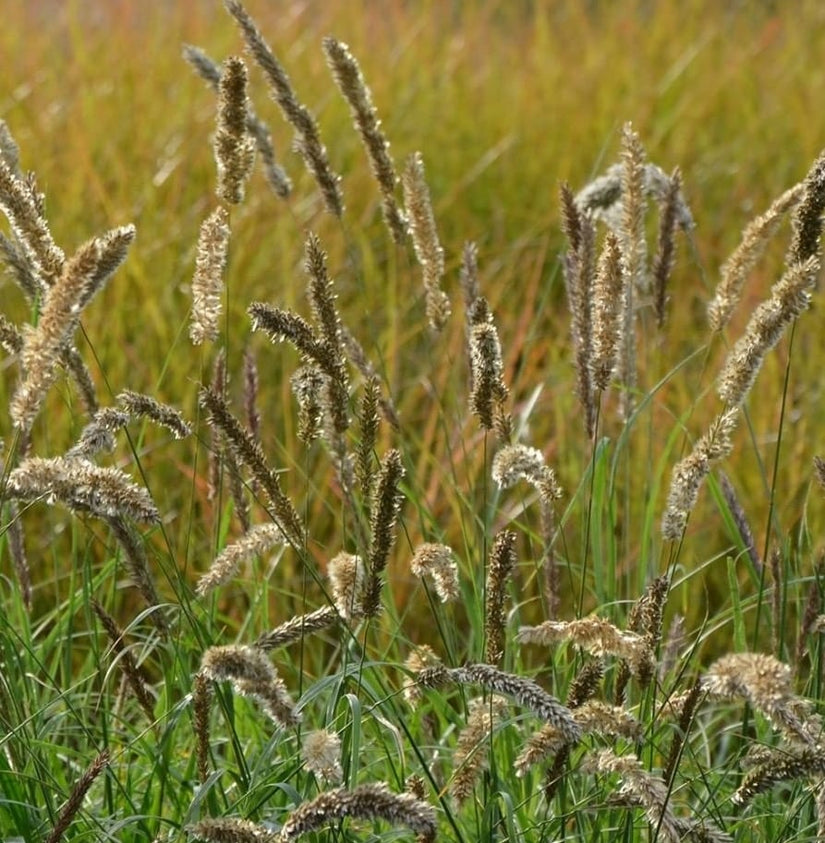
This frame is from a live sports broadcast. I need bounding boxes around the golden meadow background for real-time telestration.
[3,0,825,650]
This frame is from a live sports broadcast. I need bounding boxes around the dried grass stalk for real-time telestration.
[0,119,20,173]
[117,390,192,439]
[6,456,159,523]
[289,365,325,444]
[418,662,581,742]
[304,232,349,435]
[402,152,450,331]
[224,0,342,215]
[340,325,400,429]
[255,606,338,650]
[188,818,276,843]
[787,147,825,265]
[278,782,436,843]
[796,554,823,670]
[249,302,349,440]
[403,644,442,707]
[575,162,693,234]
[406,775,427,801]
[516,701,641,777]
[492,444,563,503]
[66,408,129,460]
[616,123,646,418]
[590,231,624,391]
[12,231,130,431]
[80,224,135,311]
[718,471,761,573]
[206,350,227,502]
[468,297,509,434]
[517,616,650,677]
[663,677,703,785]
[770,547,784,658]
[0,312,23,354]
[106,514,168,634]
[567,660,605,709]
[323,37,406,243]
[0,230,41,303]
[356,375,380,496]
[242,347,261,441]
[561,183,596,435]
[460,241,480,312]
[621,574,669,688]
[733,745,825,806]
[703,652,816,744]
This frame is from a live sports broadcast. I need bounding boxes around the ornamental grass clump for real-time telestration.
[3,5,825,843]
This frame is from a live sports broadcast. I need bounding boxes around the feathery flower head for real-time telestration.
[492,443,563,503]
[302,729,343,784]
[702,652,816,743]
[328,551,366,621]
[517,616,650,672]
[196,523,286,596]
[402,151,449,331]
[6,456,159,523]
[661,408,739,540]
[410,542,459,602]
[201,644,299,728]
[190,206,230,345]
[323,37,406,243]
[278,783,436,843]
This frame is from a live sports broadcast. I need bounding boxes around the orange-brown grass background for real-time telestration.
[3,0,825,651]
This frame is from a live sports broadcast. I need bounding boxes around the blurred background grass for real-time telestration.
[2,0,825,650]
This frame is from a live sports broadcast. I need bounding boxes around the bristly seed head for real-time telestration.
[214,55,256,204]
[402,151,449,331]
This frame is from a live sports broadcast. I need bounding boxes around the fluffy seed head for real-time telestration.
[190,206,230,345]
[302,729,343,784]
[328,551,367,621]
[410,542,459,602]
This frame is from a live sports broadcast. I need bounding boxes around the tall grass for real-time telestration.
[2,1,825,841]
